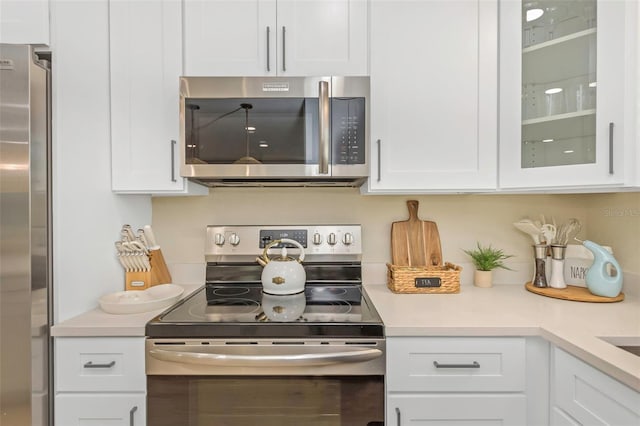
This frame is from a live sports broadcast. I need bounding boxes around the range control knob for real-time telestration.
[342,232,354,245]
[228,233,240,246]
[312,232,323,245]
[214,233,225,246]
[327,232,337,246]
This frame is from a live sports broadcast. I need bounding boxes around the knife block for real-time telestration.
[124,248,172,291]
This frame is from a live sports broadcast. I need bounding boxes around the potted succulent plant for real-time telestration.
[463,242,514,288]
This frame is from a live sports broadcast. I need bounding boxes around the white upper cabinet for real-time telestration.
[0,0,49,45]
[499,0,638,190]
[183,0,368,76]
[109,0,207,195]
[365,0,498,193]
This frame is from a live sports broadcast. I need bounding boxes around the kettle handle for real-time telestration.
[261,238,305,263]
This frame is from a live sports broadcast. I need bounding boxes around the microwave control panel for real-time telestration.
[331,98,365,165]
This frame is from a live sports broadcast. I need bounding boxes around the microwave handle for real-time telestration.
[318,80,330,175]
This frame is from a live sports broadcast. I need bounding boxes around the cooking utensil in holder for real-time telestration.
[125,248,172,291]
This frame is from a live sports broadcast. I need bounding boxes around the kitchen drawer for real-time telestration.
[553,346,640,425]
[55,337,145,392]
[387,337,526,392]
[387,394,526,425]
[56,393,146,426]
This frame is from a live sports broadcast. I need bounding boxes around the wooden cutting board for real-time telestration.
[391,200,443,267]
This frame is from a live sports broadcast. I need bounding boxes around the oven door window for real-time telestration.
[147,375,383,426]
[185,98,319,165]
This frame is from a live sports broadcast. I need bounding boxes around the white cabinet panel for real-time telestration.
[55,337,146,392]
[386,337,528,424]
[551,406,581,426]
[55,394,146,426]
[387,336,526,392]
[183,0,275,76]
[275,0,368,76]
[183,0,368,76]
[55,337,147,426]
[387,394,527,425]
[367,0,498,193]
[499,0,637,189]
[552,346,640,425]
[109,0,208,195]
[0,0,49,45]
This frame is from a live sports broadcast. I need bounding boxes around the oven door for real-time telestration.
[146,339,385,426]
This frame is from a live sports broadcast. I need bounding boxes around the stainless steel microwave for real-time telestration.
[179,76,369,187]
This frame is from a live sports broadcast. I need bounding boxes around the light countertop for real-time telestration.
[50,284,201,337]
[364,283,640,391]
[51,281,639,391]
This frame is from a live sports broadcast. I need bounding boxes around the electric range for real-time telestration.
[145,225,384,339]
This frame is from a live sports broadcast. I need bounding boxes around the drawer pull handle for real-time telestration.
[130,406,138,426]
[433,361,480,369]
[396,407,401,426]
[83,360,116,369]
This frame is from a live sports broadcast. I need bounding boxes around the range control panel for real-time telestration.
[205,225,362,258]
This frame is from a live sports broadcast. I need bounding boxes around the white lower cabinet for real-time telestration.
[386,337,528,425]
[388,394,527,425]
[55,394,146,426]
[551,346,640,426]
[55,337,146,426]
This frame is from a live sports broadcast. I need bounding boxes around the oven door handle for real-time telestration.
[149,347,383,367]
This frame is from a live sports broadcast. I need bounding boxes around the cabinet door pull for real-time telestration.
[83,360,116,369]
[266,26,271,72]
[433,361,480,369]
[130,406,138,426]
[171,139,177,182]
[376,139,381,182]
[608,122,614,174]
[282,26,286,72]
[395,407,401,426]
[318,80,330,174]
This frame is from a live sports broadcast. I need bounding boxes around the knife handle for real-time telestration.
[143,225,159,250]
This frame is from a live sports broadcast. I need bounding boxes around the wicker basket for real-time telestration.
[386,262,462,294]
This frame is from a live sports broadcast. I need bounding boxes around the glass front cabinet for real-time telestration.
[499,0,637,189]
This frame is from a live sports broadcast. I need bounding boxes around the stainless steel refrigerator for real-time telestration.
[0,44,52,426]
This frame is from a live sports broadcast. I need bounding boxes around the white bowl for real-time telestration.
[99,284,184,314]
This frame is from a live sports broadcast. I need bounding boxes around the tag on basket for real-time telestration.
[415,277,442,288]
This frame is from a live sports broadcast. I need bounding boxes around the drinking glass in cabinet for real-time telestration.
[566,75,596,113]
[544,84,566,116]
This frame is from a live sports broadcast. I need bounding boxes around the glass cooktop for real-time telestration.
[146,284,384,339]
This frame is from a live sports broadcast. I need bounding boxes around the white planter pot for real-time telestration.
[474,270,493,288]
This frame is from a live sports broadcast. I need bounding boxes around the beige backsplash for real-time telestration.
[152,189,639,286]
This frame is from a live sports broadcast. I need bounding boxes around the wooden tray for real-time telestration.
[525,282,624,303]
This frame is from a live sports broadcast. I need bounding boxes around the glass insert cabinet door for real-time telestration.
[499,0,628,189]
[521,0,597,169]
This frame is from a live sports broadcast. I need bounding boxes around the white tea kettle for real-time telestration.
[256,238,306,295]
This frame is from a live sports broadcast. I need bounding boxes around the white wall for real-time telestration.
[585,192,640,275]
[51,0,152,323]
[152,189,603,286]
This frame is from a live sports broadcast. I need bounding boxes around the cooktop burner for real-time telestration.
[145,284,383,339]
